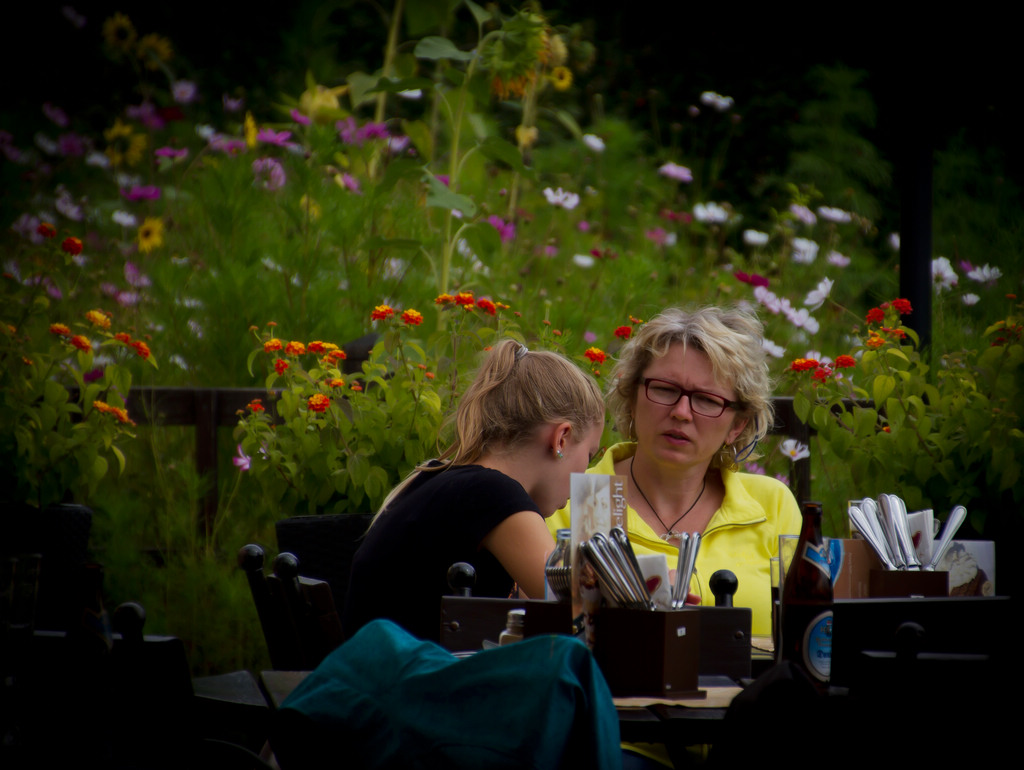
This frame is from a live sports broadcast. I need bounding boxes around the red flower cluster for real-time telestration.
[834,354,856,369]
[476,298,497,316]
[434,293,455,305]
[891,298,912,315]
[401,309,424,326]
[274,358,289,374]
[37,222,57,238]
[307,341,328,354]
[307,394,330,413]
[584,347,607,365]
[131,340,151,359]
[61,236,83,255]
[247,399,265,413]
[614,325,632,340]
[453,292,474,307]
[790,358,819,372]
[370,304,394,321]
[865,307,885,324]
[285,340,306,355]
[70,335,92,353]
[812,366,833,383]
[49,323,71,336]
[325,349,347,363]
[264,338,283,352]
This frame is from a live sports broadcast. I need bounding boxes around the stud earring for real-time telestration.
[556,449,565,460]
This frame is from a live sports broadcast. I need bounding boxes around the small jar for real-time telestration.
[498,608,526,646]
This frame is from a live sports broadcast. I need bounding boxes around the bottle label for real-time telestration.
[802,610,833,681]
[801,542,831,582]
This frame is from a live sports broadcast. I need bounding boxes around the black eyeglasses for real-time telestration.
[640,378,743,417]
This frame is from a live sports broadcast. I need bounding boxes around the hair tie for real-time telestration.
[514,343,529,362]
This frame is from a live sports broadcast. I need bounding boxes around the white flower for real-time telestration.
[962,293,980,306]
[659,162,693,183]
[931,256,958,292]
[699,91,734,111]
[888,232,901,250]
[762,338,785,358]
[785,306,819,335]
[967,264,1002,283]
[34,132,58,155]
[398,89,423,100]
[172,80,198,105]
[582,134,605,152]
[112,210,138,227]
[543,187,580,210]
[805,350,832,365]
[85,151,110,168]
[780,439,810,462]
[803,277,834,310]
[195,124,217,140]
[827,250,851,267]
[572,253,595,268]
[753,285,782,314]
[817,206,852,223]
[789,204,816,226]
[694,201,729,223]
[743,229,769,246]
[791,237,819,264]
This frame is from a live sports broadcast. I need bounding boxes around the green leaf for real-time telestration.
[367,76,436,94]
[376,158,423,195]
[793,391,811,424]
[423,171,477,216]
[361,236,423,252]
[854,407,878,437]
[873,374,895,406]
[414,36,475,62]
[463,0,493,26]
[478,136,531,174]
[885,397,905,431]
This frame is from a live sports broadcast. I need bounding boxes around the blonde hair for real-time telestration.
[374,339,605,520]
[608,306,773,470]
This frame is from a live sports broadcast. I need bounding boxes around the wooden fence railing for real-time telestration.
[121,388,813,531]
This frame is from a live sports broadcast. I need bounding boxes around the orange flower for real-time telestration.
[629,316,645,325]
[285,340,306,356]
[85,309,111,329]
[130,340,151,359]
[614,325,632,340]
[882,426,891,433]
[401,309,424,326]
[476,299,497,316]
[865,333,885,349]
[93,400,135,426]
[328,378,345,388]
[50,323,71,336]
[881,326,906,339]
[326,349,347,363]
[264,338,283,352]
[37,222,57,238]
[247,399,265,413]
[307,394,330,413]
[453,292,474,306]
[70,335,92,352]
[371,304,395,321]
[434,293,455,305]
[834,354,856,369]
[350,383,363,392]
[425,371,435,379]
[61,236,83,255]
[307,341,328,354]
[274,358,289,374]
[789,358,819,372]
[115,332,132,343]
[584,347,607,364]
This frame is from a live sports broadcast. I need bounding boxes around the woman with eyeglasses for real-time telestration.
[547,306,800,638]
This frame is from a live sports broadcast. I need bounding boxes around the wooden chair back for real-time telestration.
[238,545,344,671]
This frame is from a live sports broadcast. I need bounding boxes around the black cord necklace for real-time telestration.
[630,456,707,541]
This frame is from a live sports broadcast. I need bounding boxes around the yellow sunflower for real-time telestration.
[104,119,148,167]
[136,33,173,71]
[138,217,164,253]
[102,13,137,52]
[550,66,573,91]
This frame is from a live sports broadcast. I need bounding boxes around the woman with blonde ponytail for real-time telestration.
[342,340,605,643]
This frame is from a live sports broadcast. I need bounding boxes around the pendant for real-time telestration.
[660,530,682,541]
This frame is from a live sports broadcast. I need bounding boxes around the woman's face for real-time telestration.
[632,343,748,473]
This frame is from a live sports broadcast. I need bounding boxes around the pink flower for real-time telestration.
[223,94,245,112]
[338,173,361,193]
[486,215,516,243]
[121,185,162,201]
[155,146,189,159]
[658,162,693,182]
[42,102,69,127]
[253,157,286,190]
[257,128,298,148]
[291,109,310,126]
[734,271,769,288]
[171,80,198,105]
[233,444,251,472]
[126,102,165,130]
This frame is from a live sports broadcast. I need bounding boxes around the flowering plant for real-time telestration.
[786,297,1024,532]
[1,234,159,509]
[234,294,529,516]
